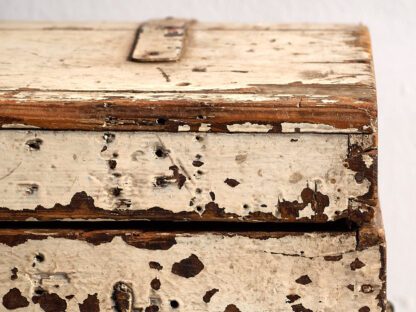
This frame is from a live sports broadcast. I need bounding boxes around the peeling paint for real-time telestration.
[281,122,359,133]
[198,123,211,132]
[0,131,372,223]
[226,122,273,133]
[178,124,190,131]
[0,232,385,311]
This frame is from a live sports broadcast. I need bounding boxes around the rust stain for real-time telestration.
[171,254,204,278]
[2,288,29,310]
[79,294,100,312]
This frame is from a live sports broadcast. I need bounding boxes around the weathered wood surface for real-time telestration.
[0,21,376,132]
[0,130,376,223]
[0,226,386,312]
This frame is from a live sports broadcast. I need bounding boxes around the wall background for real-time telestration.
[1,0,415,310]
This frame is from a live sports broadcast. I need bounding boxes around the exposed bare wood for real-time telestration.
[0,21,376,132]
[0,131,376,224]
[0,228,385,311]
[0,21,385,311]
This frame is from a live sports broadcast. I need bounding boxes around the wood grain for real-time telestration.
[0,131,376,224]
[0,227,386,311]
[0,21,376,132]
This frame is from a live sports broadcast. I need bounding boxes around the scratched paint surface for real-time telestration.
[0,22,376,133]
[0,23,373,91]
[0,131,370,222]
[0,231,384,312]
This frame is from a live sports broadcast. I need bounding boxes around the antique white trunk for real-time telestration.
[0,19,386,312]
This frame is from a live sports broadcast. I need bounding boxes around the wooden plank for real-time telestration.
[0,131,377,223]
[131,18,192,62]
[0,22,376,132]
[0,227,386,311]
[0,87,376,133]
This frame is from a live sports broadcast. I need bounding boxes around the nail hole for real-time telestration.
[197,115,204,120]
[243,204,249,209]
[108,159,117,169]
[155,147,169,158]
[197,170,203,175]
[155,149,164,157]
[34,287,46,295]
[196,206,202,212]
[195,188,202,194]
[103,133,115,144]
[25,138,43,150]
[35,253,45,262]
[156,118,166,125]
[195,135,203,142]
[170,300,179,309]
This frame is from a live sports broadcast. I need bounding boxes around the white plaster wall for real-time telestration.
[0,0,415,310]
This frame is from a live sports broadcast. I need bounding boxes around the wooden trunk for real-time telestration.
[0,19,386,311]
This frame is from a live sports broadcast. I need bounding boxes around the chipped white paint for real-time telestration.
[178,124,191,131]
[226,122,273,133]
[0,124,41,129]
[0,231,384,311]
[362,154,374,168]
[281,122,359,133]
[0,131,369,221]
[198,123,211,132]
[0,22,373,92]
